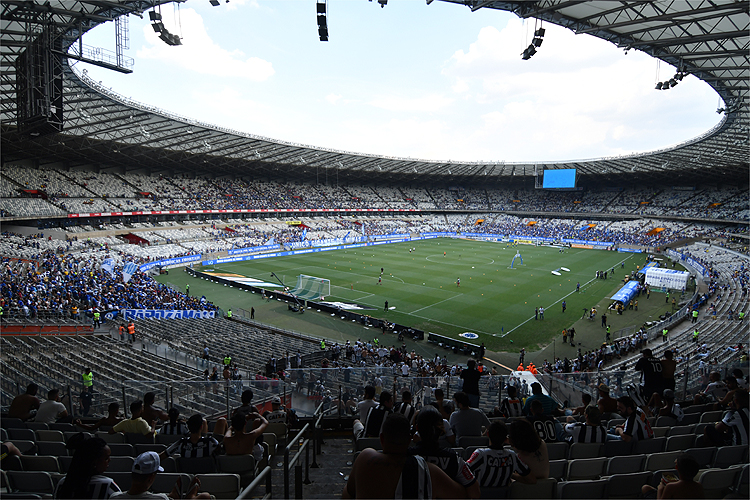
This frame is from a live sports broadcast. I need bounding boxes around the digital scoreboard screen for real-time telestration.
[542,169,577,189]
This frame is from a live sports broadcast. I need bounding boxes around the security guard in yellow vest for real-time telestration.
[82,368,93,391]
[93,310,101,328]
[223,355,232,367]
[227,309,232,319]
[320,340,326,350]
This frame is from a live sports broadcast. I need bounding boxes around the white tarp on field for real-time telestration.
[644,267,689,290]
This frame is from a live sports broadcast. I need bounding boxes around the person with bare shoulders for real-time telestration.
[8,383,40,421]
[142,392,169,427]
[508,419,549,479]
[76,402,123,432]
[342,413,469,499]
[223,412,268,462]
[641,453,704,499]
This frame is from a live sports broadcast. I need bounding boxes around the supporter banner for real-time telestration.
[120,309,216,319]
[228,244,281,256]
[461,232,504,239]
[617,248,643,253]
[570,244,594,249]
[666,249,708,277]
[203,241,392,266]
[68,208,420,218]
[561,238,613,247]
[421,232,455,237]
[372,233,410,240]
[140,254,202,272]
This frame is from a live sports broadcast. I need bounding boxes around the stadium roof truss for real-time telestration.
[1,0,748,185]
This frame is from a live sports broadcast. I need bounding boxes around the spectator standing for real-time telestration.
[393,391,417,426]
[459,359,482,408]
[354,391,393,439]
[661,350,677,391]
[635,348,663,403]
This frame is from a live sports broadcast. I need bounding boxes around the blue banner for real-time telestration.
[120,309,216,320]
[228,244,281,256]
[140,254,202,271]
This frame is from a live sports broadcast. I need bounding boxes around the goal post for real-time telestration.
[292,274,331,300]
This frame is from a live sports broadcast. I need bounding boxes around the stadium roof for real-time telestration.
[1,1,748,185]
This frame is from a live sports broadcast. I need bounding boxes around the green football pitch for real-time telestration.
[191,238,651,352]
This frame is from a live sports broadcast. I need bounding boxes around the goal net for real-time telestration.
[291,274,331,300]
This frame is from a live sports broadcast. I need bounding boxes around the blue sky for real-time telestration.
[77,0,722,163]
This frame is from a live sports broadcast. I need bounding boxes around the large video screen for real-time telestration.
[542,169,577,188]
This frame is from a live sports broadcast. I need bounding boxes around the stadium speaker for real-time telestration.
[15,28,64,136]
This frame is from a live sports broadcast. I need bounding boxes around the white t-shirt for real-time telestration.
[357,399,378,421]
[35,399,67,424]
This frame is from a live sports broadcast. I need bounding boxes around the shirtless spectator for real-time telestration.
[143,392,169,427]
[232,389,255,420]
[641,453,704,499]
[8,383,41,421]
[223,412,268,462]
[508,419,549,480]
[342,413,467,499]
[76,402,123,431]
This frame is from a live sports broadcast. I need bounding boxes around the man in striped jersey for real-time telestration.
[564,406,607,443]
[467,421,535,488]
[498,385,523,418]
[393,391,417,426]
[607,396,653,442]
[704,390,749,447]
[164,414,224,458]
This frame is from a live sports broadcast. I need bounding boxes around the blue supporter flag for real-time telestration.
[122,262,138,283]
[101,258,115,277]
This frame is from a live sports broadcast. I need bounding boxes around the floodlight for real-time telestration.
[527,44,536,56]
[655,82,663,90]
[533,37,543,47]
[151,22,164,33]
[534,28,546,37]
[669,78,677,87]
[210,0,220,5]
[149,11,162,21]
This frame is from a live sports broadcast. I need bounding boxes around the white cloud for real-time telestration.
[325,93,342,105]
[137,7,274,82]
[368,93,453,113]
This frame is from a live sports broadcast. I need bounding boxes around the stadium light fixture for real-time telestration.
[317,1,328,41]
[209,0,220,5]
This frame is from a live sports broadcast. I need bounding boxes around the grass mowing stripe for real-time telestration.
[193,239,651,351]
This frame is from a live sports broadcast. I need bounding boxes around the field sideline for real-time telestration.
[194,238,651,351]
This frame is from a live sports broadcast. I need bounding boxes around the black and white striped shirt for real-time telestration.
[363,405,392,438]
[409,444,476,488]
[564,422,607,443]
[723,407,749,446]
[395,455,432,499]
[394,402,416,425]
[159,421,189,435]
[55,475,121,499]
[467,448,531,488]
[500,398,523,418]
[623,407,653,441]
[166,435,220,458]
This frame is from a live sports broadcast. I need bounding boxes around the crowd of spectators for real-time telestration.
[1,165,748,219]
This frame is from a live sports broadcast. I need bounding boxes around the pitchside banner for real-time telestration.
[140,254,202,271]
[120,309,216,319]
[228,244,281,256]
